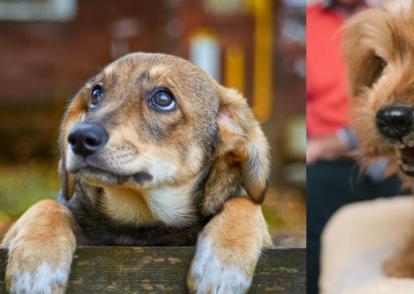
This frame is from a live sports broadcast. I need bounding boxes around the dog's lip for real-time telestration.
[401,146,414,164]
[396,144,414,177]
[76,165,153,184]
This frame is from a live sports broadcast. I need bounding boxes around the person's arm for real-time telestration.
[307,126,357,165]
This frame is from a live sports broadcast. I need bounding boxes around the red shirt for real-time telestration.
[307,4,350,138]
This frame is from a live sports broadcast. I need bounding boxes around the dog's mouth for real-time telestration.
[79,166,152,185]
[67,151,153,186]
[396,143,414,177]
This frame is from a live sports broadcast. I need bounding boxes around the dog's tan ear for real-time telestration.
[57,94,86,200]
[343,8,388,97]
[58,159,74,200]
[202,87,270,215]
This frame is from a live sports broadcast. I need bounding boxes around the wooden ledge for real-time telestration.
[0,247,305,293]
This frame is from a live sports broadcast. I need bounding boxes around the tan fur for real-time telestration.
[344,0,414,277]
[201,197,271,269]
[102,186,157,226]
[2,52,271,292]
[187,197,272,292]
[345,0,414,168]
[1,200,75,293]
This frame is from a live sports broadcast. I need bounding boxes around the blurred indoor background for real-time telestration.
[0,0,305,247]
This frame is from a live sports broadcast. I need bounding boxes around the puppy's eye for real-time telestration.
[149,89,176,112]
[376,56,387,73]
[89,85,104,110]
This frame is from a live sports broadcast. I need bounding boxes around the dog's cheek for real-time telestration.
[147,145,203,184]
[352,93,394,158]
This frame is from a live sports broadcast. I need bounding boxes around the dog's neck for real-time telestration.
[63,165,212,226]
[58,166,214,245]
[100,176,200,227]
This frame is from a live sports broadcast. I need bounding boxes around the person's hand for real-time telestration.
[307,134,350,165]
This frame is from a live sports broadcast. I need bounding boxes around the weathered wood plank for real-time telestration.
[0,247,305,293]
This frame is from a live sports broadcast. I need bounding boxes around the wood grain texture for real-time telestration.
[0,247,305,293]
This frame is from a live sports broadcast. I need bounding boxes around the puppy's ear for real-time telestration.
[343,8,388,97]
[202,87,270,215]
[58,159,74,200]
[58,95,86,200]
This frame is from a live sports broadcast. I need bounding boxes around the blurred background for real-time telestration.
[0,0,305,247]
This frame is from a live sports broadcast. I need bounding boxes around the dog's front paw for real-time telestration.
[6,243,73,294]
[2,200,76,294]
[188,197,270,294]
[187,236,252,294]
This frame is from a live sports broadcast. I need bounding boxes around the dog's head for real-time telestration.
[59,53,270,217]
[344,0,414,177]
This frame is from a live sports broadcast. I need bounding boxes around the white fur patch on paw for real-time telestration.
[190,236,251,294]
[9,262,69,294]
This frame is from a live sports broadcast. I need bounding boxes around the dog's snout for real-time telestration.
[376,106,413,140]
[68,124,108,157]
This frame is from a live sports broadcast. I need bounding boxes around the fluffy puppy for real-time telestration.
[1,52,272,293]
[344,0,414,277]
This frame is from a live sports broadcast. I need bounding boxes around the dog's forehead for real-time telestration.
[96,52,220,111]
[104,53,214,84]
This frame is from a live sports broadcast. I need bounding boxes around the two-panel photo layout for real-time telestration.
[1,0,414,293]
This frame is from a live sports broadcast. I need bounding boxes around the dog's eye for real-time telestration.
[89,85,104,110]
[149,89,176,112]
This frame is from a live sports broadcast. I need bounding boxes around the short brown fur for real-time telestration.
[344,0,414,277]
[1,52,272,293]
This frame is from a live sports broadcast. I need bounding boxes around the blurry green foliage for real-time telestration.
[0,162,60,219]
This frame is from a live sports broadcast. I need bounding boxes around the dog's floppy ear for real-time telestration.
[343,8,388,97]
[201,87,270,215]
[58,94,86,200]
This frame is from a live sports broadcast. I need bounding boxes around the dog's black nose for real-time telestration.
[68,124,108,157]
[376,106,413,140]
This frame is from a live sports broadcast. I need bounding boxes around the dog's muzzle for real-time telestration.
[376,105,414,176]
[68,123,108,157]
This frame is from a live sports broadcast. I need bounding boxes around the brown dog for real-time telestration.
[1,53,272,293]
[344,0,414,277]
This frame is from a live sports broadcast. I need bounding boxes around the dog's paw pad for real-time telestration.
[188,237,251,294]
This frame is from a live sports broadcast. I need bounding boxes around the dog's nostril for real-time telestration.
[85,136,100,147]
[376,106,413,140]
[68,134,77,146]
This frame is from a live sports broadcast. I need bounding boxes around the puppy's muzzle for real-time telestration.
[376,106,413,141]
[68,123,108,157]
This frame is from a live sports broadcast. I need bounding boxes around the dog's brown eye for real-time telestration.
[149,89,176,112]
[89,85,104,110]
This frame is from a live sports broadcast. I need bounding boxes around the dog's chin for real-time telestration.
[71,165,153,187]
[396,144,414,177]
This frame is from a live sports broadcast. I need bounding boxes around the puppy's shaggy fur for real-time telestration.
[1,52,272,293]
[344,0,414,277]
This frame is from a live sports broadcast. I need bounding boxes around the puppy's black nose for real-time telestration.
[68,124,108,157]
[376,106,413,140]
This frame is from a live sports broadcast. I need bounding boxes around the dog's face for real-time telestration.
[344,0,414,178]
[59,53,270,219]
[62,53,219,188]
